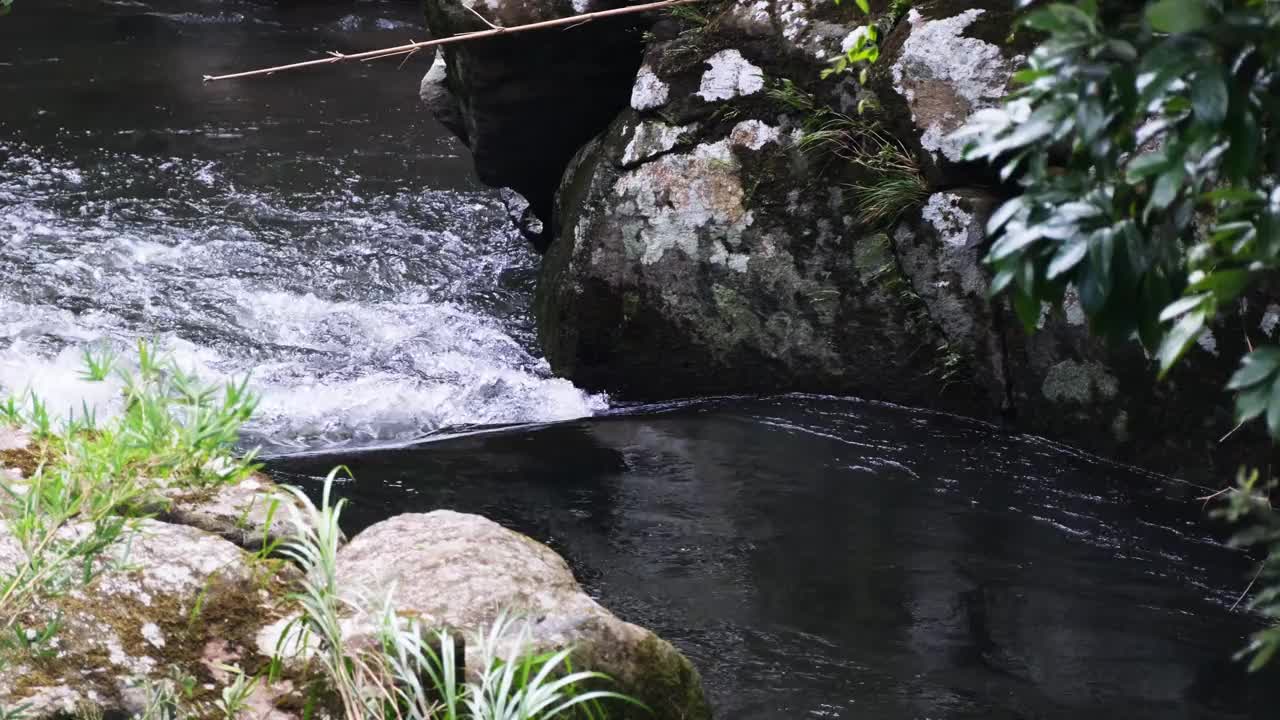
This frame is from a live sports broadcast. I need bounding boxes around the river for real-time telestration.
[1,0,1278,717]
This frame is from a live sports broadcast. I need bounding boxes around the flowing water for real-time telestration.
[0,0,602,452]
[3,1,1279,718]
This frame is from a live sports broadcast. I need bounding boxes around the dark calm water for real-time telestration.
[3,1,1279,718]
[268,397,1280,719]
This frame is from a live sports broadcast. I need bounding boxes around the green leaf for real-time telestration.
[1236,384,1271,423]
[1248,636,1280,672]
[1190,69,1228,127]
[1156,310,1205,377]
[1186,269,1249,302]
[1228,348,1280,390]
[1012,289,1042,331]
[1148,166,1186,212]
[1146,0,1212,33]
[986,198,1024,236]
[989,265,1017,296]
[988,226,1044,262]
[1125,152,1170,183]
[854,0,869,13]
[1158,293,1209,322]
[1265,380,1280,438]
[1047,239,1088,279]
[1223,108,1260,182]
[1203,187,1262,205]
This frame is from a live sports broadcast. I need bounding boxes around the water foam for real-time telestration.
[0,141,605,453]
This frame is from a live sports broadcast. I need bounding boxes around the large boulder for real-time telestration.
[420,0,653,243]
[417,0,1269,477]
[284,510,711,720]
[0,519,297,718]
[535,1,1001,412]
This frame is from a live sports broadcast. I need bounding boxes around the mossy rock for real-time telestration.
[0,519,297,718]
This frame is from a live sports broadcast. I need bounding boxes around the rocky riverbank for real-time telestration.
[419,0,1274,479]
[0,433,709,719]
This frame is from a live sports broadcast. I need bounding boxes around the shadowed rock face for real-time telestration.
[420,0,651,248]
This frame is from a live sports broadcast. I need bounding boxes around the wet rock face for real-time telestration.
[267,510,711,720]
[0,519,296,718]
[420,0,650,244]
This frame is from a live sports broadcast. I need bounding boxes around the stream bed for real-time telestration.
[2,0,1279,717]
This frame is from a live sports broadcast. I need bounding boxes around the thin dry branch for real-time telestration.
[203,0,702,82]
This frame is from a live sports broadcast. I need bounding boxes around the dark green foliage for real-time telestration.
[1214,469,1280,669]
[959,0,1278,399]
[960,0,1279,665]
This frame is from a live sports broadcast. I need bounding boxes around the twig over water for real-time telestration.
[203,0,701,82]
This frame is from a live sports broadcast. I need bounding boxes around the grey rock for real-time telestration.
[421,0,650,239]
[895,190,1008,410]
[536,19,985,412]
[266,510,711,720]
[158,473,310,553]
[871,0,1024,185]
[419,50,465,139]
[0,519,296,717]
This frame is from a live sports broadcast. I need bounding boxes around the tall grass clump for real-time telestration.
[0,340,260,642]
[273,469,641,720]
[768,80,929,228]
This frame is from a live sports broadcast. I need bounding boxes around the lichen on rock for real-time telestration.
[0,519,296,717]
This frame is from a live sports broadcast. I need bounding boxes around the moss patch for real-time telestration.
[7,554,296,717]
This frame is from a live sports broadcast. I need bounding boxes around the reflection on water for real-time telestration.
[270,396,1280,719]
[0,0,604,452]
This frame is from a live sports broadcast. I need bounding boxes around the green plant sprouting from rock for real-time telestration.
[775,87,927,228]
[0,344,643,719]
[271,468,641,720]
[0,341,261,639]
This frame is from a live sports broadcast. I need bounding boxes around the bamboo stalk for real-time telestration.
[203,0,701,82]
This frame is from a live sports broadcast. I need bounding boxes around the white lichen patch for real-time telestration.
[920,193,973,248]
[613,139,754,266]
[622,121,692,166]
[140,622,165,649]
[709,243,752,273]
[1062,286,1086,326]
[892,9,1015,162]
[697,50,765,102]
[778,0,810,42]
[572,0,591,12]
[630,66,669,111]
[1042,359,1119,404]
[728,119,781,150]
[1261,304,1280,337]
